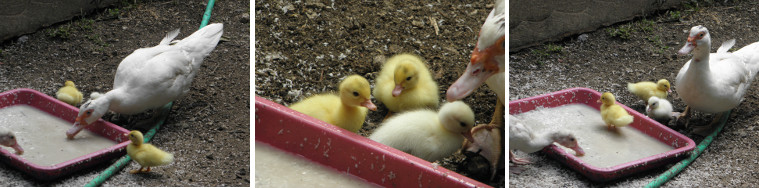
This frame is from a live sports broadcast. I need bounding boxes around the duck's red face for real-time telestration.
[67,109,94,139]
[446,36,505,101]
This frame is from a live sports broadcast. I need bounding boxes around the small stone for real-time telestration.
[577,34,588,42]
[412,20,424,28]
[239,13,250,23]
[17,35,28,43]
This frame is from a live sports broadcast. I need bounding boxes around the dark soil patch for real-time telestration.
[254,0,504,187]
[0,0,249,186]
[510,1,759,187]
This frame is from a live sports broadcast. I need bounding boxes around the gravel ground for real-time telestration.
[254,0,505,187]
[509,1,759,187]
[0,0,250,186]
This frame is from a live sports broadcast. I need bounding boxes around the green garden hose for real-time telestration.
[84,0,216,186]
[84,102,172,187]
[645,110,730,188]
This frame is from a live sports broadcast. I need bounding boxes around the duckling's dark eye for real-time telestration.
[570,138,575,142]
[406,76,412,81]
[352,91,359,97]
[9,136,14,139]
[460,122,466,127]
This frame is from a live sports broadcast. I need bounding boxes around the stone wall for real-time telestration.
[0,0,119,42]
[509,0,684,52]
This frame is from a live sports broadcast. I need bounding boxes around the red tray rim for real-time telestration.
[509,87,696,181]
[255,96,492,188]
[0,88,130,180]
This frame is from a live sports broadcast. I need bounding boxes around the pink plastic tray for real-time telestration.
[0,88,130,181]
[509,87,695,182]
[255,96,491,188]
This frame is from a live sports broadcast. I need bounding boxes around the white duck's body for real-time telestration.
[646,96,675,121]
[675,26,759,114]
[67,24,223,139]
[369,101,475,162]
[509,115,584,164]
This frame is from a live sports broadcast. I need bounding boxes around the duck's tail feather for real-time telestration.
[177,23,223,66]
[717,39,735,54]
[735,41,759,79]
[159,29,181,46]
[614,115,634,127]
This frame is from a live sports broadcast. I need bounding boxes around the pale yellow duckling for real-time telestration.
[126,130,174,174]
[369,101,475,162]
[56,80,83,106]
[627,79,671,104]
[374,54,439,118]
[598,92,634,130]
[290,75,377,133]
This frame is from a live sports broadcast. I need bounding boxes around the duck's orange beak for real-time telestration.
[5,140,24,155]
[66,114,90,139]
[361,99,377,111]
[392,85,403,97]
[446,37,504,101]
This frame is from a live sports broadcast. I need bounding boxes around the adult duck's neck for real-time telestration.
[527,132,555,150]
[690,43,712,71]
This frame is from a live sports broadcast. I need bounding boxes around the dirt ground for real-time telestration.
[0,0,250,186]
[254,0,504,187]
[510,1,759,187]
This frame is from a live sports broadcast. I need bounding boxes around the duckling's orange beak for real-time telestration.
[361,99,377,111]
[66,114,90,139]
[392,85,403,97]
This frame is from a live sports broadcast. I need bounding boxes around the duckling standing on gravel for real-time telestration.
[126,130,174,174]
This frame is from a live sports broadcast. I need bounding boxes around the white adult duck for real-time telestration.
[446,0,504,179]
[509,115,584,165]
[66,23,223,139]
[676,25,759,135]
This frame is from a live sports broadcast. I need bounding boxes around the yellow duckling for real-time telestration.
[627,79,671,104]
[126,130,174,174]
[374,53,439,118]
[290,75,377,133]
[598,92,634,130]
[56,80,83,106]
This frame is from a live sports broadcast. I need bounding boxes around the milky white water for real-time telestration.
[255,142,377,188]
[513,104,674,168]
[0,105,117,166]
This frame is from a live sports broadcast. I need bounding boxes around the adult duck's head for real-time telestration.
[678,25,711,56]
[0,131,23,155]
[66,97,110,139]
[446,0,505,101]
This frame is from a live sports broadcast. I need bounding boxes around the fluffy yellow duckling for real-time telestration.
[290,75,377,133]
[374,54,439,118]
[126,130,174,174]
[627,79,671,104]
[598,92,634,130]
[369,101,475,162]
[56,80,83,106]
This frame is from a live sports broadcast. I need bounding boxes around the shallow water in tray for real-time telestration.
[513,104,674,168]
[0,105,117,166]
[255,142,377,188]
